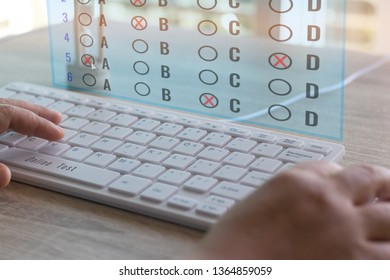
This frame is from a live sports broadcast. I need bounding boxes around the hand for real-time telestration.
[0,98,64,188]
[192,162,390,259]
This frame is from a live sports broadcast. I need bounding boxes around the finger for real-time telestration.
[0,105,64,141]
[360,203,390,241]
[364,243,390,259]
[286,161,343,177]
[0,98,62,124]
[332,165,390,205]
[0,163,11,188]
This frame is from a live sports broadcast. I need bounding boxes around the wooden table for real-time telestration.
[0,29,389,259]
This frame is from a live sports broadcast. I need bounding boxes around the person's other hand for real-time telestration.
[0,98,63,188]
[192,162,390,259]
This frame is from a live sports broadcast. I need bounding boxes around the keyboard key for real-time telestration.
[48,101,75,113]
[126,131,156,145]
[60,129,78,143]
[196,203,227,218]
[62,146,93,162]
[201,132,231,147]
[87,99,110,108]
[154,123,183,136]
[68,133,99,147]
[88,109,117,122]
[152,113,177,122]
[162,154,196,170]
[149,136,180,151]
[303,143,332,156]
[0,144,9,152]
[16,137,48,151]
[131,119,160,132]
[130,107,154,117]
[225,127,251,138]
[222,152,255,167]
[132,163,166,180]
[213,165,247,182]
[241,171,272,187]
[173,141,204,156]
[276,163,296,173]
[9,93,35,102]
[205,195,235,208]
[114,143,146,158]
[198,146,229,161]
[0,88,16,98]
[184,175,218,193]
[252,143,283,158]
[31,96,55,107]
[138,149,170,164]
[0,148,119,188]
[277,148,324,163]
[67,95,89,105]
[187,159,220,176]
[176,117,201,127]
[107,103,132,113]
[108,114,138,127]
[91,138,122,153]
[67,105,95,117]
[103,126,133,140]
[250,157,283,174]
[167,196,197,210]
[61,117,89,130]
[276,138,305,149]
[84,152,116,168]
[141,183,177,203]
[0,132,27,146]
[211,182,255,200]
[199,122,226,132]
[177,128,207,142]
[225,138,257,152]
[81,122,111,135]
[158,169,191,185]
[108,158,141,173]
[250,132,278,143]
[109,175,151,196]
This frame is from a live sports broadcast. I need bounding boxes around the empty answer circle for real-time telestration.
[78,13,92,26]
[269,0,294,13]
[199,70,219,85]
[133,61,150,75]
[197,0,217,10]
[80,34,94,47]
[268,79,292,96]
[198,46,218,62]
[132,39,149,53]
[198,20,218,36]
[268,105,292,121]
[134,82,151,96]
[83,74,96,87]
[269,24,293,42]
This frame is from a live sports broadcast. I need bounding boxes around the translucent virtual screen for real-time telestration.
[47,0,346,140]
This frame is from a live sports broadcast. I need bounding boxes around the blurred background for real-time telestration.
[0,0,389,54]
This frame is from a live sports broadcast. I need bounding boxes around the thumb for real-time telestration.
[0,163,11,188]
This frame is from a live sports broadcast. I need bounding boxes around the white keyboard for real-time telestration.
[0,82,345,229]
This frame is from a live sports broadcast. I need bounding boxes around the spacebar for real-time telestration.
[0,148,120,188]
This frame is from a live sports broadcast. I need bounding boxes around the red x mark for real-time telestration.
[131,16,147,30]
[273,54,288,67]
[131,0,146,7]
[200,93,219,108]
[269,53,291,70]
[81,54,94,67]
